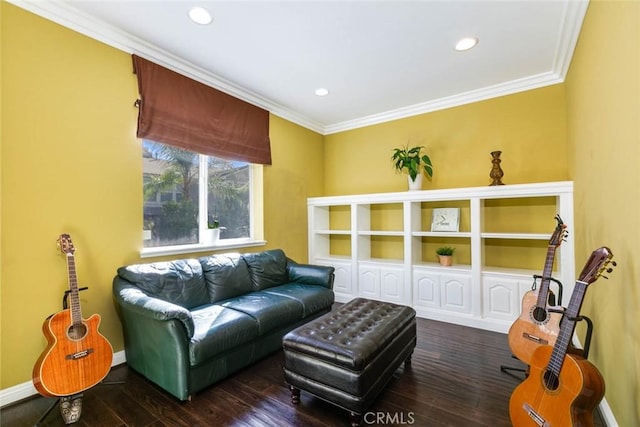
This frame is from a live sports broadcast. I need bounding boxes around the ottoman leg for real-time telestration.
[349,412,362,427]
[405,351,413,366]
[290,385,301,404]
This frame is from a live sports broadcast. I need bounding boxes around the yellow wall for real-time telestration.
[264,115,324,253]
[0,3,322,389]
[565,1,640,425]
[323,84,569,195]
[1,3,138,389]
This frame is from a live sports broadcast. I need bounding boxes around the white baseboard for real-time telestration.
[0,350,126,408]
[598,397,619,427]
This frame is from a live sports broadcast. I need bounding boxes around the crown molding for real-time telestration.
[553,0,590,79]
[323,71,564,135]
[7,0,588,136]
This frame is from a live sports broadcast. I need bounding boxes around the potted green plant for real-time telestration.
[203,218,225,245]
[435,246,455,266]
[391,145,433,190]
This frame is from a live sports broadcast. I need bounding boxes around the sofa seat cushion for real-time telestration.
[219,292,303,334]
[189,305,259,365]
[264,284,335,317]
[117,259,209,309]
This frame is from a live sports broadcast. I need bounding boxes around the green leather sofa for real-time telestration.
[112,249,335,401]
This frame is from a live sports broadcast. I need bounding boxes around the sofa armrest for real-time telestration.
[113,277,194,400]
[286,263,335,289]
[113,278,195,338]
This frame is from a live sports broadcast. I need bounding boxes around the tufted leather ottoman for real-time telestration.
[283,298,416,426]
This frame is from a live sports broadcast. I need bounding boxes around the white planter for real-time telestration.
[203,228,220,245]
[407,174,423,191]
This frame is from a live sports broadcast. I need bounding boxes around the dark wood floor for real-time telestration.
[1,316,604,426]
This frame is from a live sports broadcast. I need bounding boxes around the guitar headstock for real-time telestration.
[549,214,568,247]
[578,246,616,284]
[57,234,75,256]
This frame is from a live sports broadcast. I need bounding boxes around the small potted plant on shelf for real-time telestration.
[435,246,455,266]
[391,144,433,191]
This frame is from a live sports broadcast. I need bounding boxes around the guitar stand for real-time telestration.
[35,288,124,426]
[500,275,565,380]
[500,355,529,380]
[35,394,84,426]
[566,314,594,359]
[532,275,564,307]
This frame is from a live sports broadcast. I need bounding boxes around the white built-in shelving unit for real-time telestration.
[308,181,574,333]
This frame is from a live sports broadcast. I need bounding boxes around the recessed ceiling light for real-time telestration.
[455,37,479,51]
[189,7,212,25]
[315,88,329,97]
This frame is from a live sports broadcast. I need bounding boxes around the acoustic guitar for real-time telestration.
[32,234,113,397]
[509,246,614,427]
[508,215,567,364]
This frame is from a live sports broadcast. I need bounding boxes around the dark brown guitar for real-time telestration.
[509,247,614,427]
[508,215,567,364]
[32,234,113,397]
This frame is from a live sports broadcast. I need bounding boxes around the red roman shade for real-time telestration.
[132,55,271,164]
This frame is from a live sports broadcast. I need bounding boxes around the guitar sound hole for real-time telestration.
[532,307,548,322]
[67,323,88,340]
[543,370,560,391]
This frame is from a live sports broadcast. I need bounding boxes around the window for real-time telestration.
[142,140,253,250]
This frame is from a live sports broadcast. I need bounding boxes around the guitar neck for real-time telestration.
[546,279,587,377]
[535,245,558,307]
[66,253,83,326]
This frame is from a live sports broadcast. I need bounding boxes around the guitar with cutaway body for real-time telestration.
[508,215,567,364]
[32,234,113,397]
[509,246,614,427]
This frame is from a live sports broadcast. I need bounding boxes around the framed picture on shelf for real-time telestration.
[431,208,460,232]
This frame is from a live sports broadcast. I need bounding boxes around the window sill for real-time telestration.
[140,238,267,259]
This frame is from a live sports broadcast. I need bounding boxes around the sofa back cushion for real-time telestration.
[242,249,289,291]
[117,259,209,309]
[199,253,253,302]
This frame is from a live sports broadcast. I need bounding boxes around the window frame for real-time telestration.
[140,150,265,258]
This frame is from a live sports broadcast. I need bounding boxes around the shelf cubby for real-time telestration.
[482,196,558,234]
[412,235,472,265]
[359,234,404,262]
[414,200,471,233]
[482,237,554,271]
[358,202,404,233]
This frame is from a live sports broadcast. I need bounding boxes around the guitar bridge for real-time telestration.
[523,403,550,427]
[522,333,548,345]
[66,348,94,360]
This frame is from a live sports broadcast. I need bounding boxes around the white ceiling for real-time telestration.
[11,0,588,134]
